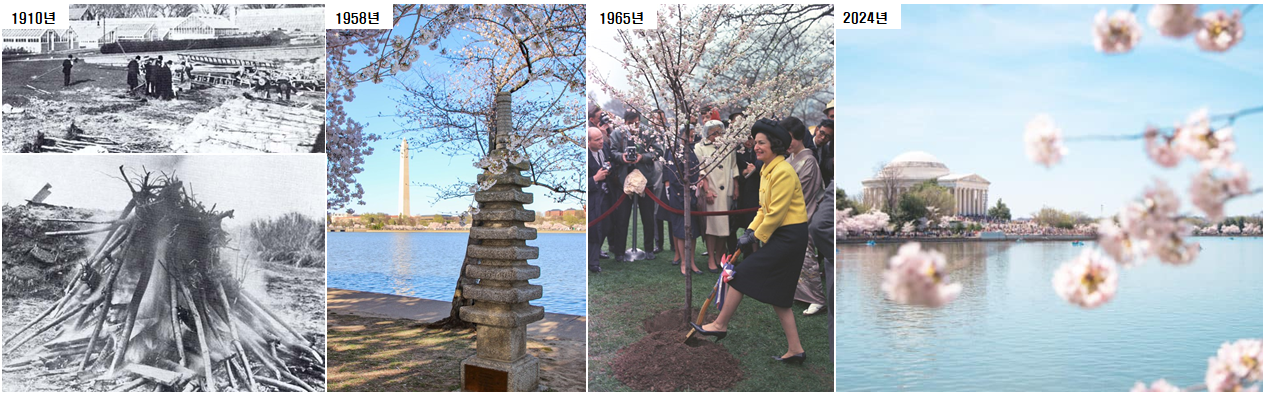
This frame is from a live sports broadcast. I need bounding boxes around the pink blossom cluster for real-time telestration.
[1052,248,1118,309]
[881,243,962,308]
[1098,5,1249,54]
[1130,378,1181,392]
[835,208,891,239]
[1114,180,1200,266]
[1155,110,1251,222]
[1189,161,1251,222]
[1206,339,1263,392]
[1093,9,1143,54]
[1024,114,1067,168]
[1194,10,1246,52]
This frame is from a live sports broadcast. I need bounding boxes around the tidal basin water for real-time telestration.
[328,231,586,316]
[836,237,1263,391]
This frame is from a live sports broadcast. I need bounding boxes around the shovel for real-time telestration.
[683,253,734,343]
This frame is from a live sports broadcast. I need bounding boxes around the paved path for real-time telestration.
[326,288,586,341]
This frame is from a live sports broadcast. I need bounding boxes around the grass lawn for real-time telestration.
[588,222,834,391]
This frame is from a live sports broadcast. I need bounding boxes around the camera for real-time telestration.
[623,147,638,163]
[601,161,612,171]
[599,113,612,127]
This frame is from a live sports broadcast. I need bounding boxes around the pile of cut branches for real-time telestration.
[4,167,325,391]
[1,204,97,298]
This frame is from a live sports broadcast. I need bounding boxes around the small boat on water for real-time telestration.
[1071,241,1085,246]
[866,240,876,246]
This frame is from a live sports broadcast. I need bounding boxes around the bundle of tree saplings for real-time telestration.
[3,167,325,391]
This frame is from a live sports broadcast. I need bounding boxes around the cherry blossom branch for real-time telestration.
[1062,106,1261,142]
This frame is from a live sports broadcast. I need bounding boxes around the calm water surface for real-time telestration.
[328,232,586,316]
[836,237,1263,391]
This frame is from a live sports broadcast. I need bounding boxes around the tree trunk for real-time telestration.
[428,229,479,329]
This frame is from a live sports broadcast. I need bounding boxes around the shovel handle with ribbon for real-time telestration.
[683,253,737,343]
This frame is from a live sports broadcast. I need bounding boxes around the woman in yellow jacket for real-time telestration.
[691,119,810,364]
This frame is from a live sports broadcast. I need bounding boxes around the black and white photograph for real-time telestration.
[1,4,325,153]
[1,155,327,391]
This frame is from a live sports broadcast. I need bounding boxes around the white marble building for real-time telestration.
[861,151,992,216]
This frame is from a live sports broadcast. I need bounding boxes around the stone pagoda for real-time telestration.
[459,93,544,392]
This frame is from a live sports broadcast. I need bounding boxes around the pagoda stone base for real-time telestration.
[461,354,540,392]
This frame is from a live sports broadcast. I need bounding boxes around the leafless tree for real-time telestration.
[873,161,904,212]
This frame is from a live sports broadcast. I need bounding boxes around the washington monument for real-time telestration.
[399,139,410,217]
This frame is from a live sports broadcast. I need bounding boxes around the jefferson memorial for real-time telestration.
[861,151,992,216]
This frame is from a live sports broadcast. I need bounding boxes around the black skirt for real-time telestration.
[726,222,809,308]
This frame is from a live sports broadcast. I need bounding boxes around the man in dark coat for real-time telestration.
[159,61,175,100]
[62,55,74,86]
[815,119,834,183]
[608,109,661,261]
[588,127,612,273]
[126,56,140,93]
[143,58,156,97]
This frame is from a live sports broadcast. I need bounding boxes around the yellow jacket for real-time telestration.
[748,155,807,242]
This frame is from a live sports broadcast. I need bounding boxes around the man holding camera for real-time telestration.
[608,109,661,261]
[588,127,613,273]
[588,104,617,259]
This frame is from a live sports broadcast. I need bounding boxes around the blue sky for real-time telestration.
[337,17,584,216]
[837,4,1263,219]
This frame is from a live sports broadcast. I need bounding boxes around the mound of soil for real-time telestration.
[613,307,743,391]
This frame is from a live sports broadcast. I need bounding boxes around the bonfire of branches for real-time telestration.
[4,167,324,392]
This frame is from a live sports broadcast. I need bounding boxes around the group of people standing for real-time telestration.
[126,55,190,100]
[587,100,837,364]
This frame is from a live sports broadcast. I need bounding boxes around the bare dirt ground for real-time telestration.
[2,46,323,153]
[327,313,586,392]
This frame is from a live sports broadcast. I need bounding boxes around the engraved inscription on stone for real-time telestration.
[464,364,509,392]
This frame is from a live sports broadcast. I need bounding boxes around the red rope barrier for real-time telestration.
[587,190,760,228]
[586,193,627,228]
[644,190,759,216]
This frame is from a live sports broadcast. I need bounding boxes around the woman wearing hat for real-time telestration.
[659,121,703,275]
[691,119,810,365]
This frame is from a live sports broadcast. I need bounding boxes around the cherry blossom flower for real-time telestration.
[1052,248,1118,309]
[1195,10,1245,52]
[882,243,962,308]
[1223,224,1242,234]
[1152,232,1200,265]
[1130,378,1181,392]
[1219,339,1264,382]
[1207,340,1263,392]
[1118,180,1182,248]
[1097,220,1147,267]
[1148,4,1200,38]
[1173,110,1235,165]
[1190,161,1250,222]
[1144,127,1183,168]
[1093,9,1143,54]
[1024,114,1067,168]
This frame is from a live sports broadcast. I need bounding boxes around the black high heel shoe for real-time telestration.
[689,322,727,342]
[773,352,807,365]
